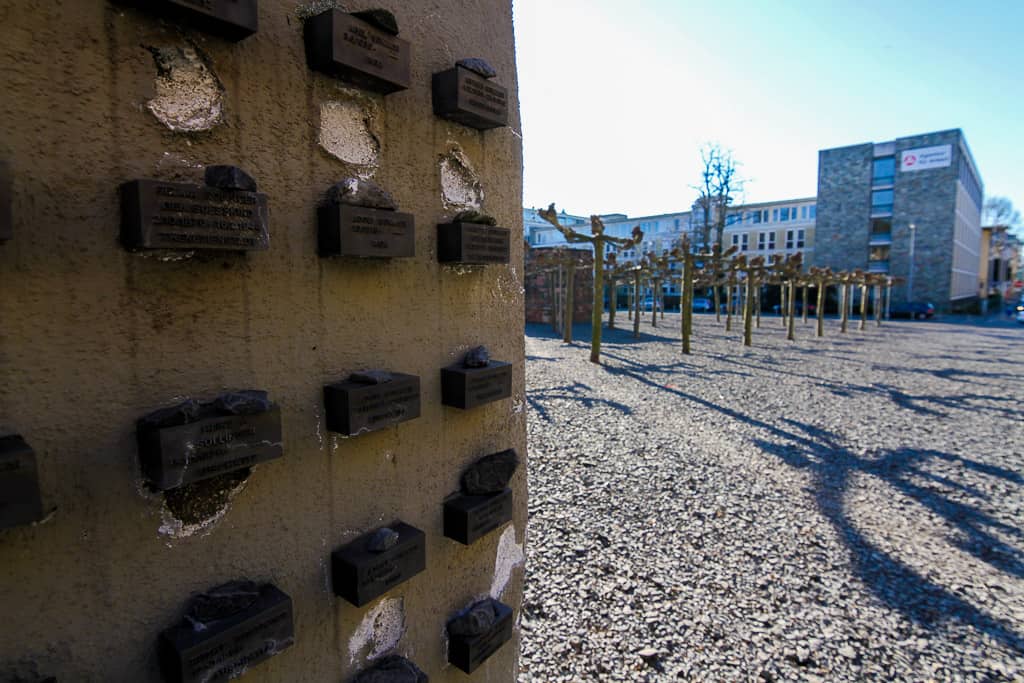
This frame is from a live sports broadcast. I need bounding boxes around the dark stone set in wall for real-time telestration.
[0,1,524,681]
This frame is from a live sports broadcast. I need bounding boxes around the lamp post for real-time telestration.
[906,222,917,302]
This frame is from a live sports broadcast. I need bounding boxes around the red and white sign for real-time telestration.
[900,144,952,172]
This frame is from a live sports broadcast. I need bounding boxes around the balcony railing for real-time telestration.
[867,261,890,273]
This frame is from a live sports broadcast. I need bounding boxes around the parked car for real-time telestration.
[891,301,935,319]
[692,297,713,312]
[1017,308,1024,324]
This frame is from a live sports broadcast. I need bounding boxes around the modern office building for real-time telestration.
[814,129,983,310]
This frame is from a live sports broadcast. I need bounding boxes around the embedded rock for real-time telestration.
[454,209,497,226]
[186,580,260,625]
[352,9,399,36]
[350,369,394,385]
[326,178,397,211]
[367,527,400,553]
[213,390,272,415]
[204,165,257,192]
[352,655,427,683]
[461,449,518,495]
[457,58,497,79]
[448,598,501,637]
[464,345,491,368]
[140,399,202,428]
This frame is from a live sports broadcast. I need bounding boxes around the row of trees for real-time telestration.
[535,204,899,365]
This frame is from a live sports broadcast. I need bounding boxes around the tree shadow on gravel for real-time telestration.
[753,419,1024,653]
[595,357,1024,652]
[527,382,633,423]
[869,364,1024,385]
[525,321,681,345]
[819,381,1024,419]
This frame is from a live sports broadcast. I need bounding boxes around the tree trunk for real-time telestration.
[801,285,808,324]
[633,273,641,339]
[552,267,561,334]
[725,280,734,331]
[564,264,575,343]
[840,283,849,333]
[608,279,617,329]
[781,283,787,327]
[627,281,633,321]
[743,275,754,346]
[787,280,796,341]
[682,259,694,354]
[816,282,826,337]
[755,286,761,328]
[651,278,659,328]
[590,248,604,362]
[859,283,868,331]
[875,284,882,326]
[713,278,721,322]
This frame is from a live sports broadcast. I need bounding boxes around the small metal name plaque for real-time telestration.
[304,10,411,94]
[437,222,510,264]
[323,373,420,436]
[448,600,514,673]
[0,161,11,242]
[158,583,294,683]
[441,361,512,410]
[137,407,283,491]
[432,65,509,131]
[318,205,415,258]
[443,488,513,545]
[120,179,270,252]
[332,522,426,606]
[116,0,258,41]
[0,435,44,531]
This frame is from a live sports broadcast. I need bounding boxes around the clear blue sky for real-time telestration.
[513,0,1024,222]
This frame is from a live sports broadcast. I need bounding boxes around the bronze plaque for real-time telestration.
[432,66,509,130]
[318,205,415,258]
[116,0,258,41]
[120,179,269,252]
[304,10,411,94]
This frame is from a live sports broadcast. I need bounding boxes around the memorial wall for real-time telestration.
[0,1,525,680]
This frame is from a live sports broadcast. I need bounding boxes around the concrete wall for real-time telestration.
[813,143,873,274]
[890,130,961,308]
[0,2,525,681]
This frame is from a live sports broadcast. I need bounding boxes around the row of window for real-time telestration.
[872,157,895,186]
[730,229,806,252]
[728,205,816,225]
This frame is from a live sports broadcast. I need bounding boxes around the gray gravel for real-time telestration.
[520,313,1024,682]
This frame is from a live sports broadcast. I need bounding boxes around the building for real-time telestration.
[815,129,983,310]
[523,207,588,247]
[979,225,1022,301]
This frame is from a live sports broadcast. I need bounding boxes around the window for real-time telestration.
[872,157,895,186]
[762,210,769,222]
[870,218,892,237]
[871,190,894,215]
[869,245,890,263]
[809,205,816,219]
[801,206,807,220]
[758,231,775,250]
[785,229,805,249]
[726,213,743,226]
[779,207,790,221]
[749,211,762,224]
[731,233,749,251]
[772,208,779,222]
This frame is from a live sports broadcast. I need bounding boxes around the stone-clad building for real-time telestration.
[815,129,983,310]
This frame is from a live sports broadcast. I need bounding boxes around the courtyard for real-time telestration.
[520,314,1024,681]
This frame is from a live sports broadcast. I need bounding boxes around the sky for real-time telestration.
[512,0,1024,223]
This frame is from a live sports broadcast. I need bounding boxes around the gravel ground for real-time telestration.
[520,312,1024,682]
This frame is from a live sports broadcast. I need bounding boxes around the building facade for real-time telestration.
[815,129,983,310]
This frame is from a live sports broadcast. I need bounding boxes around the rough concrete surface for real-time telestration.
[0,1,524,680]
[522,314,1024,681]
